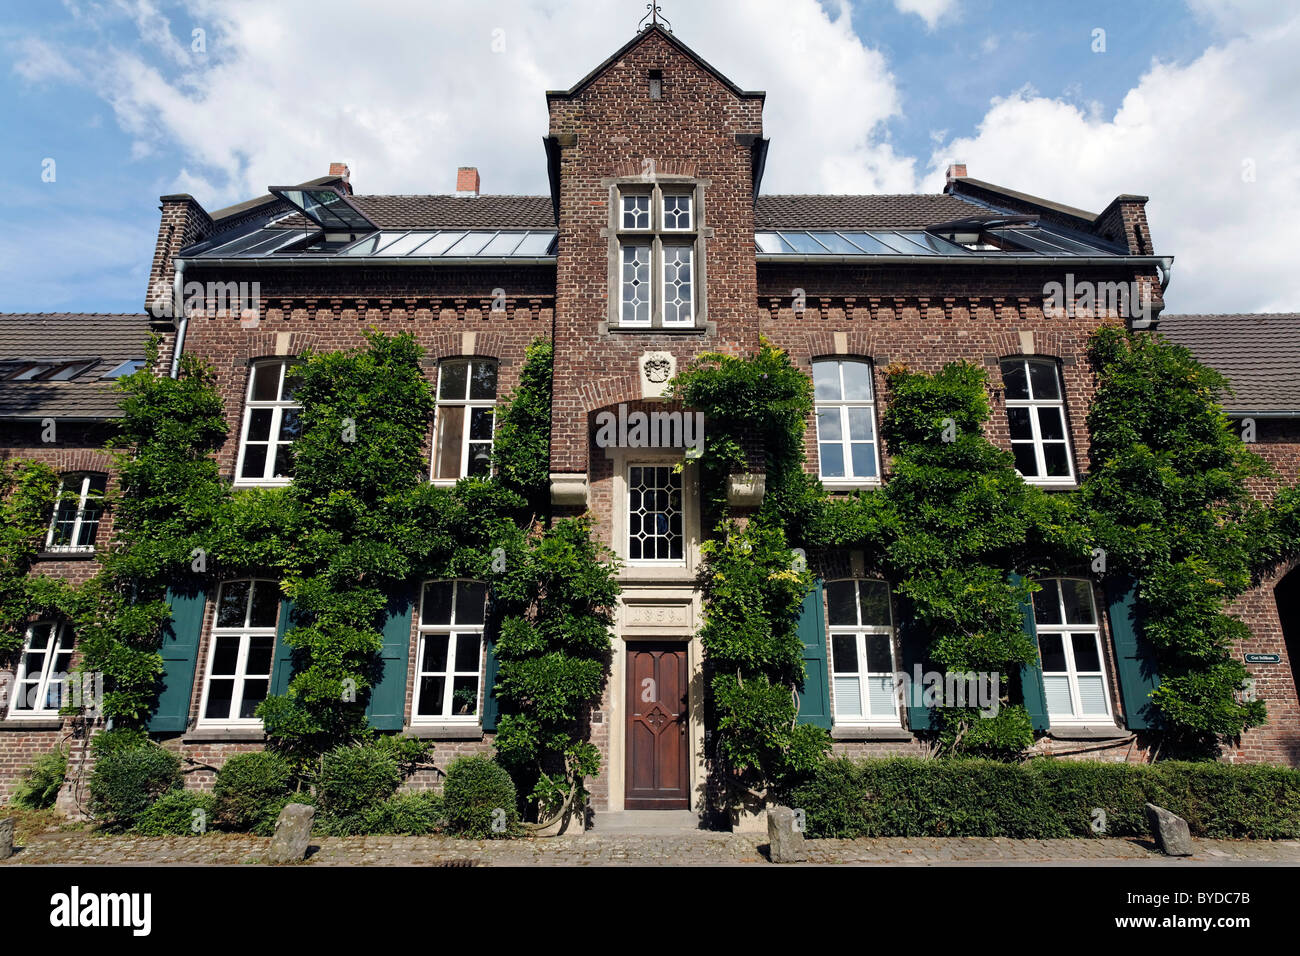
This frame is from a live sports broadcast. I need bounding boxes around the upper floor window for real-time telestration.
[199,579,279,726]
[414,580,487,722]
[813,359,879,483]
[46,473,107,553]
[236,360,300,485]
[432,359,497,481]
[1001,358,1074,483]
[615,185,698,329]
[627,464,684,562]
[1033,578,1112,724]
[6,621,74,718]
[826,579,899,726]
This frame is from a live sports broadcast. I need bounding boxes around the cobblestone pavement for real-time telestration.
[5,829,1300,866]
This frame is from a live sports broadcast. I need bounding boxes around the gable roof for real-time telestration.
[271,195,557,230]
[0,313,153,420]
[755,194,988,229]
[546,24,763,101]
[1158,313,1300,413]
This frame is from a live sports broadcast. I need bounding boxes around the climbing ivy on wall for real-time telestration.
[0,458,65,655]
[1081,325,1271,756]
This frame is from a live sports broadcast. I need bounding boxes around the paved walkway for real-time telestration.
[5,829,1300,866]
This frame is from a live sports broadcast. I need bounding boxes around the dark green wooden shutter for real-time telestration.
[1011,573,1051,732]
[366,588,412,731]
[269,597,296,697]
[150,585,206,732]
[795,580,832,729]
[895,595,931,731]
[481,633,501,732]
[1104,578,1161,730]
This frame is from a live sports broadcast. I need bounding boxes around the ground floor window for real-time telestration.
[628,464,683,561]
[414,580,486,721]
[6,621,74,717]
[827,579,899,725]
[1033,577,1113,723]
[199,579,279,725]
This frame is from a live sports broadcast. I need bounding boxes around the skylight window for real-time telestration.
[270,186,377,234]
[0,360,97,382]
[102,359,146,379]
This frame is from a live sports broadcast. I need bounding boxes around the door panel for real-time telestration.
[625,643,689,809]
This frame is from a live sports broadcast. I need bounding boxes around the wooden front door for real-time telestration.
[625,643,689,809]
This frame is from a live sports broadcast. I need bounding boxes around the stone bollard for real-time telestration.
[1144,803,1194,857]
[268,803,315,865]
[0,817,14,862]
[766,806,808,863]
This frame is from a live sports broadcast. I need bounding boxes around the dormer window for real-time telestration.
[612,182,702,330]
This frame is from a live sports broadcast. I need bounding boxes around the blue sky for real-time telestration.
[1,0,1297,314]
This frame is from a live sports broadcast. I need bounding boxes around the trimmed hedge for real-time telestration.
[88,744,182,829]
[213,751,294,835]
[134,791,217,836]
[360,792,446,835]
[315,743,402,834]
[443,756,519,838]
[789,757,1300,840]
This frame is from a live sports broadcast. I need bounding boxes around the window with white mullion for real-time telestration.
[1032,577,1112,723]
[813,359,879,482]
[199,579,279,726]
[235,361,301,485]
[827,579,899,725]
[414,580,486,722]
[432,359,498,480]
[6,620,75,717]
[616,186,697,329]
[1002,358,1074,482]
[46,473,107,552]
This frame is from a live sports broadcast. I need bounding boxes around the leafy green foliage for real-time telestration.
[87,741,182,828]
[213,751,294,834]
[133,790,216,836]
[12,747,67,810]
[1082,326,1270,754]
[358,791,445,835]
[0,459,63,655]
[443,755,519,838]
[492,338,554,517]
[314,742,402,833]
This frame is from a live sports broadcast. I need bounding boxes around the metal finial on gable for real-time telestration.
[639,3,672,33]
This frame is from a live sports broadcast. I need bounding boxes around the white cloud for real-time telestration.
[893,0,959,31]
[929,3,1300,312]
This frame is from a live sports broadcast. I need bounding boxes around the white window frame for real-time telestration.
[1002,358,1075,485]
[197,579,279,728]
[412,579,486,724]
[614,184,699,330]
[1033,577,1113,724]
[626,462,686,565]
[234,360,300,486]
[813,359,881,486]
[827,579,900,727]
[430,359,498,484]
[5,621,74,718]
[45,473,107,553]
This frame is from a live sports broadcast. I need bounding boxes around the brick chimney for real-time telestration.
[329,162,352,194]
[946,163,967,184]
[456,166,480,197]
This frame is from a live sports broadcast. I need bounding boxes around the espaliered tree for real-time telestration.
[1081,325,1271,756]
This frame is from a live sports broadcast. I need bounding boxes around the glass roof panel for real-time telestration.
[444,232,495,256]
[410,231,465,256]
[480,232,527,256]
[779,231,833,254]
[513,232,557,255]
[835,232,901,254]
[894,232,971,255]
[807,232,865,254]
[754,232,793,253]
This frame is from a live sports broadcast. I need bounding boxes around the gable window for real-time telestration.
[813,359,879,483]
[827,579,899,725]
[432,359,497,481]
[414,580,486,722]
[628,464,683,561]
[614,184,700,329]
[1033,578,1113,724]
[6,621,74,717]
[46,473,107,553]
[199,579,279,725]
[1001,358,1074,483]
[235,360,300,485]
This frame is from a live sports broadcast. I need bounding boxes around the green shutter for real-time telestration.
[150,585,207,733]
[481,633,501,732]
[795,580,832,729]
[1011,573,1051,732]
[1104,578,1161,730]
[269,598,296,697]
[895,595,931,731]
[366,588,412,731]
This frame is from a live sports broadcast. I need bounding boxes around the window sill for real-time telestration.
[600,322,717,337]
[403,724,484,740]
[832,725,912,741]
[36,550,96,561]
[184,726,267,743]
[0,717,64,730]
[1046,724,1130,741]
[821,481,882,492]
[1023,481,1079,491]
[231,480,292,489]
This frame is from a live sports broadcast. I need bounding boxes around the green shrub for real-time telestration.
[88,744,182,828]
[443,756,519,838]
[790,757,1300,840]
[91,727,151,759]
[213,751,294,835]
[315,743,401,829]
[12,747,67,810]
[359,791,446,835]
[134,791,217,836]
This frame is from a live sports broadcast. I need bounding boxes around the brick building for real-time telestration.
[1,24,1297,816]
